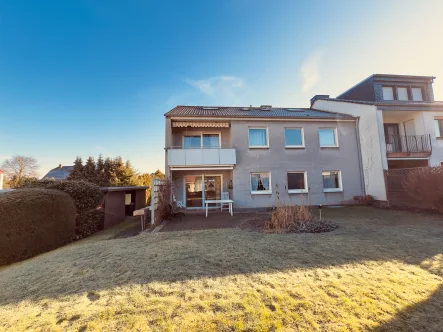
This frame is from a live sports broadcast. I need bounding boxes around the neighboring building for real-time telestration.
[313,74,443,201]
[0,170,4,190]
[42,164,73,180]
[164,106,365,208]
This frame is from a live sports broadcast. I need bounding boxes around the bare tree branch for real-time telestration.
[1,155,39,180]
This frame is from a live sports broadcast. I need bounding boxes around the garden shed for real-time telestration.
[101,186,148,228]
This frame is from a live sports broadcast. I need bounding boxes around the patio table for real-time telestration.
[204,199,234,217]
[133,206,151,231]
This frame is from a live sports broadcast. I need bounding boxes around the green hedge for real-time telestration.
[0,189,76,266]
[20,179,104,239]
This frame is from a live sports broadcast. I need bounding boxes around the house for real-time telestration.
[164,106,366,208]
[313,74,443,201]
[42,164,73,180]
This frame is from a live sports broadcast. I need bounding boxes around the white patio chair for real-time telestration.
[221,192,230,211]
[172,195,184,208]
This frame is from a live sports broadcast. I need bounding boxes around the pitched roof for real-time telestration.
[165,106,355,119]
[313,98,443,110]
[42,166,74,180]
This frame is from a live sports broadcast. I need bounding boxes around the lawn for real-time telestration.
[0,207,442,331]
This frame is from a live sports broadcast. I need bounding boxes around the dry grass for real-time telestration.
[0,207,442,331]
[266,204,315,231]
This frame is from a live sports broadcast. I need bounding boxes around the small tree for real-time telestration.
[1,156,39,186]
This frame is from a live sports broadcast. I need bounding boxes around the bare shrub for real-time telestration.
[353,195,375,205]
[154,179,171,225]
[402,166,443,213]
[266,204,315,231]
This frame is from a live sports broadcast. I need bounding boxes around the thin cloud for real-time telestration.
[185,76,245,103]
[301,52,322,93]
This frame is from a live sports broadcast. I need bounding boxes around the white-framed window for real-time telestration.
[411,88,423,101]
[183,133,221,148]
[319,128,338,147]
[397,87,409,101]
[322,171,343,192]
[287,171,308,193]
[248,128,269,148]
[382,86,394,100]
[284,128,304,148]
[250,172,272,194]
[434,119,443,138]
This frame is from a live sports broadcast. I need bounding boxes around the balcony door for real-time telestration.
[185,174,222,209]
[384,124,401,152]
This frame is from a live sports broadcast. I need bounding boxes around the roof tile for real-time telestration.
[165,106,355,119]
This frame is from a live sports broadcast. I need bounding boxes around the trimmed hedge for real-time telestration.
[20,179,104,239]
[0,189,76,266]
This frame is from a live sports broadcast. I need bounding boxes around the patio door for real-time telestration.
[185,175,203,208]
[184,174,222,208]
[204,175,222,207]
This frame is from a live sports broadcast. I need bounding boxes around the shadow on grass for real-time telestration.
[372,285,443,331]
[0,207,442,309]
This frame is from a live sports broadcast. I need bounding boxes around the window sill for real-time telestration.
[249,146,270,149]
[285,146,305,149]
[320,146,339,149]
[288,190,308,194]
[436,137,443,140]
[323,189,343,193]
[251,191,272,195]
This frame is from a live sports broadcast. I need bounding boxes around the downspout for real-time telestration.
[355,117,366,195]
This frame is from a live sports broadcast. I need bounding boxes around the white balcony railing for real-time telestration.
[167,147,236,166]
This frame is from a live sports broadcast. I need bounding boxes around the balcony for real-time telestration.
[167,146,236,168]
[385,134,432,158]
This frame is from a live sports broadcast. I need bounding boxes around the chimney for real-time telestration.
[59,164,63,168]
[0,170,4,190]
[310,95,330,106]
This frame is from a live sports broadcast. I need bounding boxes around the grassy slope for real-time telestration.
[0,207,442,331]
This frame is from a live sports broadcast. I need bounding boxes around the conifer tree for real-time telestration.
[83,156,96,183]
[103,157,114,187]
[96,154,106,186]
[67,157,84,181]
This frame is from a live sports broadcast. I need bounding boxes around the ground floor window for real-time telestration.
[322,171,342,192]
[287,172,308,193]
[250,172,271,194]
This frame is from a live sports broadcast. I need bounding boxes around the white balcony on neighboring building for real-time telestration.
[167,147,236,168]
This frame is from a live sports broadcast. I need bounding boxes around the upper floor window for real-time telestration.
[434,119,443,138]
[319,128,338,147]
[249,128,269,148]
[184,135,201,148]
[411,88,423,101]
[382,86,394,100]
[202,134,220,148]
[284,128,304,148]
[397,87,409,101]
[183,133,220,148]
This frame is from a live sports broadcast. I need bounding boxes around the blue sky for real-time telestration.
[1,0,442,176]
